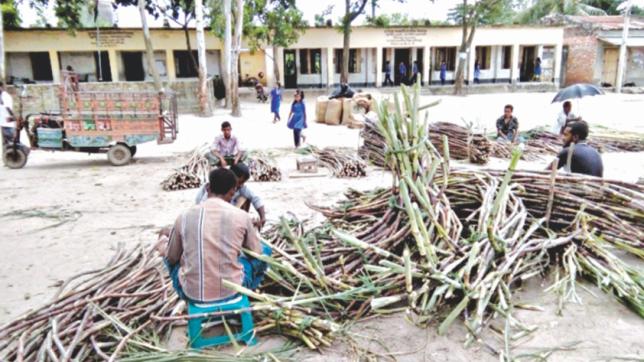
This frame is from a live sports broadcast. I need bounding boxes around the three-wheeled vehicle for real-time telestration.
[2,72,178,169]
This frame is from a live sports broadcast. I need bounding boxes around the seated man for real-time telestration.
[207,121,244,167]
[552,101,581,135]
[547,121,603,178]
[328,83,355,100]
[160,168,271,303]
[195,163,266,230]
[496,104,519,143]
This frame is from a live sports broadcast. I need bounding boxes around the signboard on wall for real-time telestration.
[87,30,135,47]
[384,29,427,46]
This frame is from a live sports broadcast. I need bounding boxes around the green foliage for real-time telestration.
[210,0,305,50]
[515,0,608,24]
[1,0,21,29]
[448,0,515,26]
[366,12,411,26]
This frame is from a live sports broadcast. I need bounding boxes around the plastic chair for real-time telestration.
[187,294,257,349]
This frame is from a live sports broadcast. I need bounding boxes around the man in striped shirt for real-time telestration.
[161,168,270,303]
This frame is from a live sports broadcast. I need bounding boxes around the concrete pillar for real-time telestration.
[554,43,563,85]
[423,46,430,85]
[49,50,61,83]
[326,47,334,88]
[537,45,544,61]
[108,49,119,82]
[376,46,383,87]
[510,44,520,84]
[492,46,499,81]
[468,45,476,85]
[166,50,176,81]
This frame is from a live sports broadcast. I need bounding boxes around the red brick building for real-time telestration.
[554,16,644,87]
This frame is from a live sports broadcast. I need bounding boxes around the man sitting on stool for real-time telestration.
[158,168,271,303]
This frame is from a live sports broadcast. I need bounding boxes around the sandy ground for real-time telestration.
[0,91,643,360]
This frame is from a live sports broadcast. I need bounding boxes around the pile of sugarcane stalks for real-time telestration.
[161,146,210,191]
[304,146,367,178]
[429,122,492,164]
[359,119,387,167]
[491,129,644,161]
[359,119,493,166]
[248,153,282,182]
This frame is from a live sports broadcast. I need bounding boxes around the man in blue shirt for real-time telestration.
[411,61,420,85]
[384,61,393,86]
[398,61,407,85]
[440,61,447,85]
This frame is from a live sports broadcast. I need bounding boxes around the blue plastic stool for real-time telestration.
[187,294,257,349]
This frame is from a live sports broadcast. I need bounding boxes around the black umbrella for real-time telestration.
[551,83,604,103]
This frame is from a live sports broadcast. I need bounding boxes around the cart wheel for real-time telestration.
[107,144,132,166]
[3,148,28,169]
[129,145,137,157]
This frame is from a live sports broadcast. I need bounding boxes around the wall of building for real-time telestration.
[563,27,599,85]
[626,47,644,85]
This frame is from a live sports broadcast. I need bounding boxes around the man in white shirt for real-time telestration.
[552,101,580,135]
[0,81,17,146]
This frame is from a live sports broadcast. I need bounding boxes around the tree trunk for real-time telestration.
[341,0,351,84]
[230,0,244,117]
[182,26,199,75]
[139,0,162,92]
[272,44,281,86]
[453,0,468,95]
[195,0,211,116]
[223,0,232,108]
[0,8,5,83]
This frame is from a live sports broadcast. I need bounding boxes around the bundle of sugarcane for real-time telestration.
[247,153,282,182]
[428,122,492,164]
[358,119,387,167]
[304,146,367,178]
[161,146,210,191]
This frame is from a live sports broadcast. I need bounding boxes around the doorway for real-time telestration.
[121,52,145,81]
[394,48,411,85]
[602,48,619,86]
[283,49,297,88]
[94,51,112,82]
[519,46,536,82]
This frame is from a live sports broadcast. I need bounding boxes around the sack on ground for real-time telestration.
[325,99,343,125]
[315,96,329,123]
[342,98,353,125]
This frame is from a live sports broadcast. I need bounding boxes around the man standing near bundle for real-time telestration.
[552,101,581,135]
[398,61,407,85]
[547,121,603,177]
[158,168,271,303]
[207,121,244,167]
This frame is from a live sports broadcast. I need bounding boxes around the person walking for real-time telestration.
[287,90,307,148]
[398,61,407,85]
[384,61,393,86]
[440,61,447,86]
[411,61,420,85]
[270,82,282,123]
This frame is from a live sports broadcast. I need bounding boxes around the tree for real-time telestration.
[243,0,305,86]
[449,0,508,95]
[230,0,244,116]
[138,0,162,91]
[340,0,369,84]
[194,0,211,116]
[223,0,232,108]
[515,0,607,23]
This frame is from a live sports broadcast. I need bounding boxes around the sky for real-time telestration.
[17,0,462,28]
[17,0,644,28]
